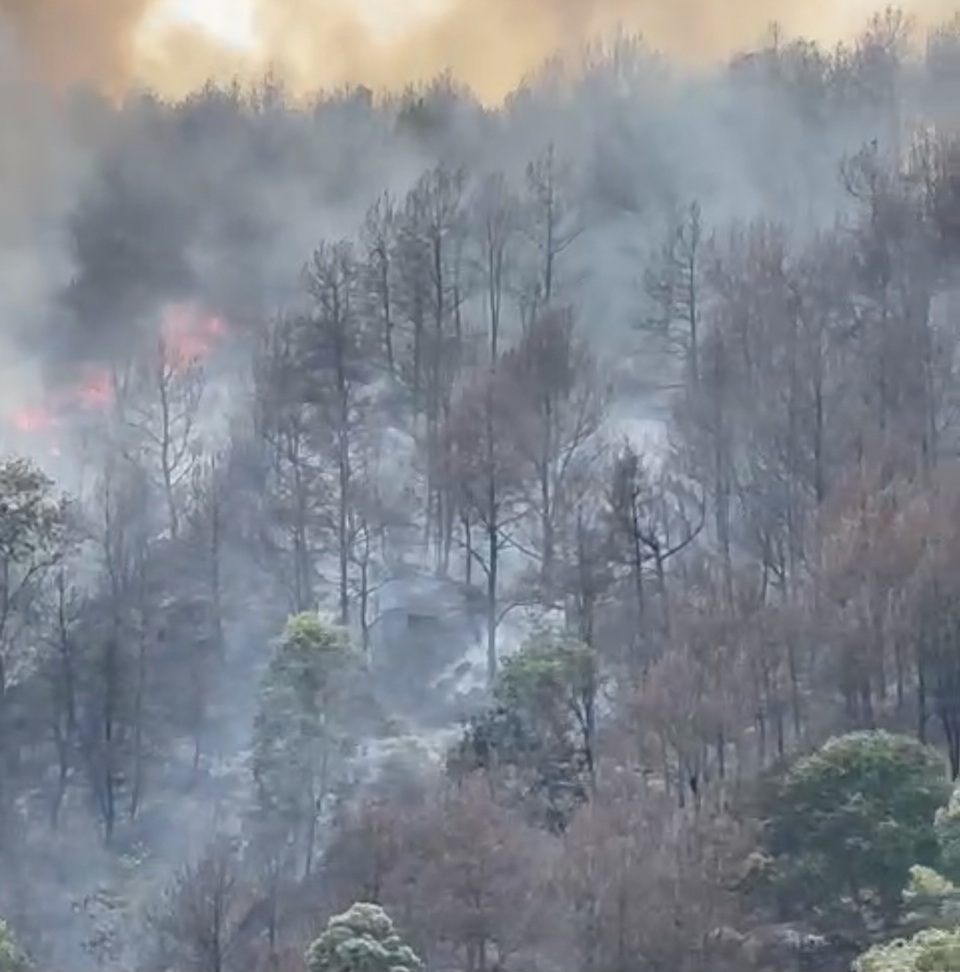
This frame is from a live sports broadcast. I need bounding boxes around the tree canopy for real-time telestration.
[764,730,950,926]
[0,920,29,972]
[252,613,360,875]
[306,902,421,972]
[451,629,597,830]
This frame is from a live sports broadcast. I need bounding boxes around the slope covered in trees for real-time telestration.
[4,7,960,971]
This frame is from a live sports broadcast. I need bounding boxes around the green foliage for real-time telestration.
[902,864,960,930]
[0,457,69,645]
[765,730,950,926]
[451,629,597,831]
[0,919,30,972]
[252,613,358,867]
[0,458,68,562]
[855,927,960,972]
[496,629,596,718]
[305,902,420,972]
[937,785,960,883]
[897,784,960,930]
[260,612,353,708]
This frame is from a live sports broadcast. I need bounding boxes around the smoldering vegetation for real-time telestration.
[2,7,960,972]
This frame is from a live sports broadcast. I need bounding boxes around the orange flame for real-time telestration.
[10,364,114,439]
[161,302,228,368]
[11,407,58,434]
[77,369,114,408]
[5,300,230,450]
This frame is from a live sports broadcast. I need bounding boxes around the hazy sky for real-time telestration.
[0,0,949,105]
[143,0,446,48]
[147,0,884,47]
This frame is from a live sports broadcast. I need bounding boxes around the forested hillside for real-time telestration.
[3,7,960,971]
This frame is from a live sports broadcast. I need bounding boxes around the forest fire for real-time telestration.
[5,300,229,444]
[161,301,228,366]
[9,363,117,436]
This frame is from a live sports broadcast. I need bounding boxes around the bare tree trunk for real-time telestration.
[486,510,498,686]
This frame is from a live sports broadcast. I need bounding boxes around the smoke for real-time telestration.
[0,0,956,104]
[0,0,151,95]
[244,0,869,102]
[0,26,92,448]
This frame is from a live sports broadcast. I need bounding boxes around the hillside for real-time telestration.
[2,6,960,971]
